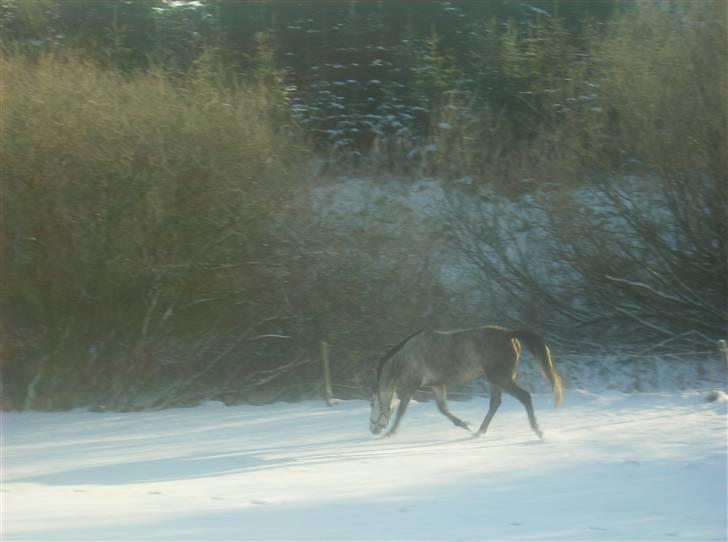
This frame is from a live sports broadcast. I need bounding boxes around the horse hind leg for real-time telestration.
[502,380,543,439]
[431,385,471,432]
[474,384,502,437]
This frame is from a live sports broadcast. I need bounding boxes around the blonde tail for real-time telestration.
[512,329,562,406]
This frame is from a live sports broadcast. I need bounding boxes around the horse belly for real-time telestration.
[422,359,483,386]
[451,363,484,385]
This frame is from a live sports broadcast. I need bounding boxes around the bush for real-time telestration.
[1,52,309,409]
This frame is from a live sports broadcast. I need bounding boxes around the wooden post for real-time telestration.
[321,341,334,406]
[719,340,728,371]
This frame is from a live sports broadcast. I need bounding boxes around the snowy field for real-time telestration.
[2,390,727,541]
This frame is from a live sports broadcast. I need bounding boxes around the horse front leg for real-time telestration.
[474,384,502,437]
[385,390,413,437]
[431,385,471,432]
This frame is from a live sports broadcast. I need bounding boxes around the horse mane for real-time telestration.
[376,329,424,391]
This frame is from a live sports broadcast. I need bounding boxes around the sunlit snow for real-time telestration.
[3,391,726,540]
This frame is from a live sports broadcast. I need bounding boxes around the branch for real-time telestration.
[604,274,686,306]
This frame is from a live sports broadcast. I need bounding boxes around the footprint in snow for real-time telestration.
[147,490,164,495]
[250,499,268,505]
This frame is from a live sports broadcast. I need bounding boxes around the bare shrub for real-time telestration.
[442,1,727,346]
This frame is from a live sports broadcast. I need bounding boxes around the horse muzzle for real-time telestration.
[370,422,383,435]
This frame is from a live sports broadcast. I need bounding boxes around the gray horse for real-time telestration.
[369,325,562,438]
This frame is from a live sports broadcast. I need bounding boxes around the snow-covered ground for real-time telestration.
[3,390,726,541]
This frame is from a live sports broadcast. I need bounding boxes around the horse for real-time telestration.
[369,325,562,438]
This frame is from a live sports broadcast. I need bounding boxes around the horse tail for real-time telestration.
[511,329,562,406]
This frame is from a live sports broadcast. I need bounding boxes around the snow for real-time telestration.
[3,390,726,541]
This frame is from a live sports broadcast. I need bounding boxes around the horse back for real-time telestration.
[399,330,485,387]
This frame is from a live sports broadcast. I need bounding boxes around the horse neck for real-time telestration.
[377,355,399,406]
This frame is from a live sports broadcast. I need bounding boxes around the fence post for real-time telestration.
[719,340,728,371]
[321,341,334,406]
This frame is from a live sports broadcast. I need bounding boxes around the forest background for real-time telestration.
[1,0,726,410]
